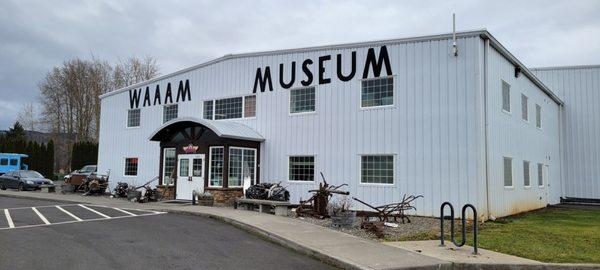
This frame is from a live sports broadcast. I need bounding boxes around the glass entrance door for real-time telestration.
[176,154,205,200]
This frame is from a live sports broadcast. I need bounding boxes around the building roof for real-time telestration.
[100,29,563,105]
[148,117,264,142]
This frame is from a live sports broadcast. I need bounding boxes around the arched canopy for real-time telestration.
[149,117,264,142]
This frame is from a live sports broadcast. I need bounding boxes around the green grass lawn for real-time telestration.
[470,206,600,263]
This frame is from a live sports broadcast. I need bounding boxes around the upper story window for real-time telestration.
[502,80,511,112]
[361,155,394,184]
[163,104,178,123]
[127,109,141,128]
[290,87,316,114]
[535,104,542,128]
[361,77,393,108]
[244,96,256,118]
[203,95,256,120]
[521,94,528,121]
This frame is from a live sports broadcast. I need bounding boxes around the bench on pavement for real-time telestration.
[234,198,292,217]
[40,185,55,193]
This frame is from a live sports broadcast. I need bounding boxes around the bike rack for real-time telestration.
[439,202,478,254]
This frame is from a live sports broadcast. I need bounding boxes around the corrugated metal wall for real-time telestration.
[485,41,562,218]
[533,66,600,200]
[98,35,488,217]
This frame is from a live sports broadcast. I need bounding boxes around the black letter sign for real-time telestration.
[337,51,356,82]
[253,67,273,93]
[362,45,392,79]
[279,61,296,89]
[301,59,313,86]
[318,55,331,85]
[129,88,142,109]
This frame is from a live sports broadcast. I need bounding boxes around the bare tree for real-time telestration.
[113,56,160,89]
[16,102,40,131]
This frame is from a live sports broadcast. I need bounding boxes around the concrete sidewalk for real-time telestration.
[0,190,449,270]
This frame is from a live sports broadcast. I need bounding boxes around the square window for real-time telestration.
[124,158,139,176]
[360,155,394,184]
[163,104,178,123]
[215,97,243,120]
[289,156,315,181]
[228,147,256,187]
[290,87,316,113]
[127,109,141,127]
[361,77,393,107]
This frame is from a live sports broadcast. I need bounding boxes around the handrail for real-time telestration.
[439,202,478,254]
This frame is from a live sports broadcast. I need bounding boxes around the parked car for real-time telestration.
[64,165,97,187]
[0,170,54,191]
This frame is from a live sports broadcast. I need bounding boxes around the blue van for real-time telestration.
[0,153,29,175]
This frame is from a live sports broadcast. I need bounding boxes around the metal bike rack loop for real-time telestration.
[439,202,478,254]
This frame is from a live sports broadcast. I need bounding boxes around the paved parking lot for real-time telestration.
[0,196,337,270]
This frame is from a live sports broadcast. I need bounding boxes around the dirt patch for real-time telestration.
[293,215,454,242]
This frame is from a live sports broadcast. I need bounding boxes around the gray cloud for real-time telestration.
[1,0,599,129]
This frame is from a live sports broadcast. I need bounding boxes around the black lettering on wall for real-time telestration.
[337,51,356,82]
[164,83,173,104]
[301,59,313,86]
[318,55,331,85]
[362,45,392,79]
[153,85,161,106]
[279,61,296,89]
[129,88,142,109]
[176,80,191,102]
[253,67,273,93]
[143,86,151,107]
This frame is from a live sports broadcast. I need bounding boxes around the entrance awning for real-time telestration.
[148,117,264,142]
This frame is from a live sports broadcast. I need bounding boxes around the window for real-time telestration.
[179,159,189,177]
[536,104,542,128]
[521,94,528,121]
[215,97,243,120]
[9,159,17,166]
[192,158,203,177]
[290,87,316,113]
[228,148,256,187]
[162,148,176,185]
[209,147,224,187]
[163,104,178,123]
[244,95,256,117]
[289,156,315,181]
[127,109,141,127]
[124,158,138,176]
[503,157,513,187]
[361,77,393,107]
[0,159,7,166]
[361,155,394,184]
[203,100,214,120]
[538,163,544,187]
[523,160,530,187]
[502,81,511,112]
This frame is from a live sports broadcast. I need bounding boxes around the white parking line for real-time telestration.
[56,206,83,221]
[78,204,110,219]
[4,209,14,228]
[32,207,51,225]
[112,207,137,216]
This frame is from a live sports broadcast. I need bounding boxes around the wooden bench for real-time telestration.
[234,198,292,217]
[40,185,56,193]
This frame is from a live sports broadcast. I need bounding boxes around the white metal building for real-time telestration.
[97,29,592,220]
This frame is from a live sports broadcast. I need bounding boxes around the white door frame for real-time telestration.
[176,154,205,200]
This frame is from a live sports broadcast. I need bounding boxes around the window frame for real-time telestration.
[287,155,316,183]
[521,93,529,122]
[523,160,531,188]
[501,80,511,114]
[289,86,317,115]
[359,154,395,186]
[0,158,8,166]
[162,104,179,123]
[126,108,141,128]
[203,95,256,121]
[124,157,139,177]
[208,146,225,187]
[537,163,544,188]
[244,95,257,118]
[162,148,176,186]
[360,76,395,110]
[203,100,214,120]
[503,156,514,189]
[227,146,257,187]
[535,104,542,129]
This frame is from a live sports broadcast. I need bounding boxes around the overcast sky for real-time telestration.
[0,0,599,130]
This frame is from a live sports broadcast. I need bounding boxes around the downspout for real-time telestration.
[483,38,492,220]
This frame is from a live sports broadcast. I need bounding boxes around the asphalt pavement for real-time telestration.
[0,196,337,270]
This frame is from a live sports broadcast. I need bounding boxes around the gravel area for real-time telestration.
[293,214,452,242]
